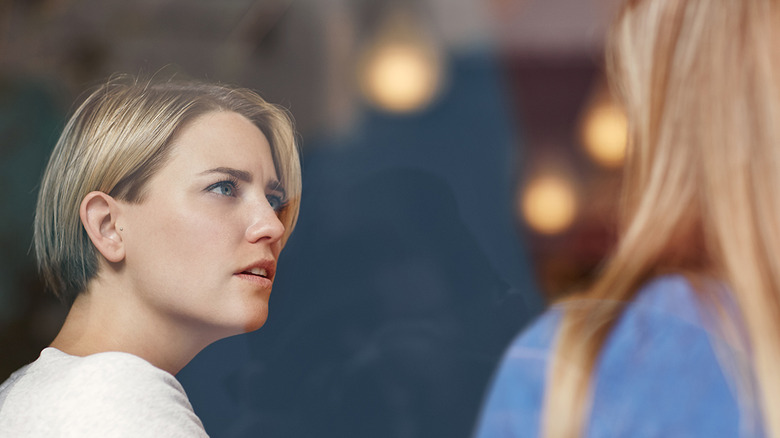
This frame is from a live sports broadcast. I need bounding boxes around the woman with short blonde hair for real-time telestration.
[477,0,780,436]
[0,76,301,436]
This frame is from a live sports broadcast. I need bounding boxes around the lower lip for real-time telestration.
[234,273,273,288]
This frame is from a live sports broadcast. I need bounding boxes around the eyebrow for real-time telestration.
[200,167,286,197]
[200,167,252,182]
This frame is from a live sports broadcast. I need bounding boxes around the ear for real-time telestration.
[80,191,125,263]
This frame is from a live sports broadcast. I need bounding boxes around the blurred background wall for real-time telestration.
[0,0,625,436]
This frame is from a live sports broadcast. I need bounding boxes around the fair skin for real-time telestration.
[50,111,286,375]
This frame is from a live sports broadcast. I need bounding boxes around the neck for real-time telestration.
[50,280,214,375]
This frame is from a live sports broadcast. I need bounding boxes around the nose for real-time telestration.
[245,200,285,244]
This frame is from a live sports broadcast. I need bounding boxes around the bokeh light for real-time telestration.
[521,175,578,235]
[581,100,627,167]
[359,40,443,113]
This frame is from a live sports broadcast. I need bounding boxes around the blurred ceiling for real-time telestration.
[0,0,622,136]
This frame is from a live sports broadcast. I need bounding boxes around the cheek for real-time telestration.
[128,203,240,285]
[163,210,238,269]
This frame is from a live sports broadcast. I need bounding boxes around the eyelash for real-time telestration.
[207,178,287,212]
[267,194,286,212]
[207,177,240,197]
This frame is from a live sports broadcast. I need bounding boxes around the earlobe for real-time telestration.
[80,191,126,263]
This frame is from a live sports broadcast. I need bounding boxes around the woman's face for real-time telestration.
[119,111,286,339]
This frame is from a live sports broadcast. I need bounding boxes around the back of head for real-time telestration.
[608,0,780,275]
[34,76,301,306]
[544,0,780,436]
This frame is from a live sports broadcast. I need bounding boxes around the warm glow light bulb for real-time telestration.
[582,102,628,167]
[360,41,442,113]
[521,176,578,235]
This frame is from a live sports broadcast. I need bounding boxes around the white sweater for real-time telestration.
[0,348,208,437]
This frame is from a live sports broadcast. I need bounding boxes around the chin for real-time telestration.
[241,308,269,333]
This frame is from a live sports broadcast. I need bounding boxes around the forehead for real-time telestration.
[165,111,278,179]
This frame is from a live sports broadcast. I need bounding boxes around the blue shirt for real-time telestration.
[475,275,762,437]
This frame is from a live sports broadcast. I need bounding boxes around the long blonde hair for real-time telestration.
[543,0,780,436]
[34,76,301,305]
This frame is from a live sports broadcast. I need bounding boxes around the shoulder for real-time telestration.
[0,348,208,437]
[473,309,561,437]
[588,275,747,436]
[476,275,755,437]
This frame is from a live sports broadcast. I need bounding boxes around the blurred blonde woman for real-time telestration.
[0,77,301,436]
[476,0,779,436]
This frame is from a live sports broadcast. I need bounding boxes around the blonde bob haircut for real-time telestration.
[543,0,780,437]
[34,76,301,306]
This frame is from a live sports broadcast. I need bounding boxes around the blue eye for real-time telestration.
[267,194,285,211]
[207,180,238,197]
